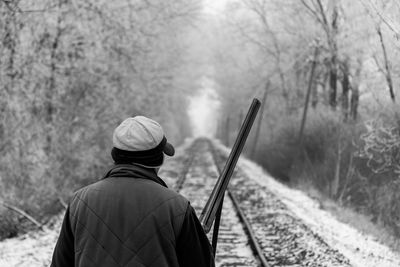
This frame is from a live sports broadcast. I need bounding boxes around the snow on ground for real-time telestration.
[0,213,63,267]
[237,155,400,267]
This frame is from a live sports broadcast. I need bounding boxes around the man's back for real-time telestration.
[71,165,187,266]
[51,164,214,267]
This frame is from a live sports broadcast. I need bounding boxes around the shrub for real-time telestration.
[253,107,400,237]
[0,210,19,240]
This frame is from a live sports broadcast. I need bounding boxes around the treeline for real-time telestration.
[211,0,400,238]
[0,0,199,238]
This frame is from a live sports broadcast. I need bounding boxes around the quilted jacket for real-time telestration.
[50,164,214,267]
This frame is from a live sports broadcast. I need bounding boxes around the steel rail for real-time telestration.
[174,139,202,193]
[208,140,270,267]
[227,190,270,267]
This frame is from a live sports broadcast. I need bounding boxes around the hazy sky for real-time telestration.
[188,78,220,137]
[185,1,227,137]
[203,0,229,15]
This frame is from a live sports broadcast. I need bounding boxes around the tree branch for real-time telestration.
[1,202,43,230]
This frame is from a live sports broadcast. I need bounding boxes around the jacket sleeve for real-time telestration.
[50,206,75,267]
[176,204,215,267]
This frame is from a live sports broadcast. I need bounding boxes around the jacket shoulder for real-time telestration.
[70,178,189,212]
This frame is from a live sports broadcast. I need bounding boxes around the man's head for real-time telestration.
[111,116,175,169]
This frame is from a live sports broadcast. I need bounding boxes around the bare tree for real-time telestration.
[376,25,395,102]
[340,57,350,120]
[232,0,291,109]
[300,0,339,109]
[360,0,397,103]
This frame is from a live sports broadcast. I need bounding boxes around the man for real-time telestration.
[51,116,215,267]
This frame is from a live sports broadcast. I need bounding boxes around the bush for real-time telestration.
[0,210,19,240]
[253,107,400,237]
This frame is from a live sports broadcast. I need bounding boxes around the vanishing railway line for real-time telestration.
[163,138,351,267]
[170,138,260,266]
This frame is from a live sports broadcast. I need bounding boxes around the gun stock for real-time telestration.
[200,98,261,233]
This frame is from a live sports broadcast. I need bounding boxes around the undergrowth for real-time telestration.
[253,107,400,250]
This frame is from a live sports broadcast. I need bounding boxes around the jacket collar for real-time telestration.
[102,164,168,188]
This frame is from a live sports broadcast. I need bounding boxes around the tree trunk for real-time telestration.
[341,60,350,121]
[4,12,17,92]
[350,61,362,121]
[298,47,319,144]
[278,67,290,112]
[331,131,341,198]
[338,153,354,205]
[328,3,338,109]
[377,25,395,102]
[311,75,318,108]
[331,151,341,198]
[350,87,359,121]
[329,57,337,108]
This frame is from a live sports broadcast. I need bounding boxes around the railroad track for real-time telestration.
[173,139,203,192]
[166,138,260,266]
[207,139,270,267]
[164,138,352,267]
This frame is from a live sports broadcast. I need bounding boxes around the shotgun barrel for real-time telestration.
[200,98,261,233]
